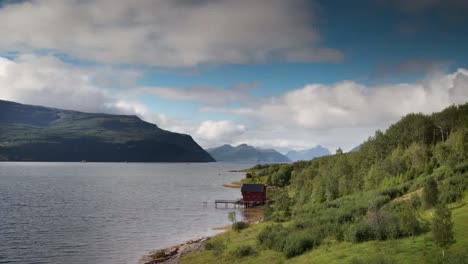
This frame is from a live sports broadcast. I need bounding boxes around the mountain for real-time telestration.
[206,144,291,163]
[0,100,214,162]
[349,144,361,152]
[286,145,331,161]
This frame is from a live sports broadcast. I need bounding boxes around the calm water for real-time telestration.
[0,162,250,264]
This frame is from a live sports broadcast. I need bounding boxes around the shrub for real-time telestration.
[439,174,467,204]
[422,178,439,208]
[257,224,288,251]
[379,184,409,200]
[232,221,249,232]
[231,245,256,258]
[283,231,318,258]
[205,239,226,256]
[345,222,375,243]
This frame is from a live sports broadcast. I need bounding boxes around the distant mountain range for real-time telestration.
[0,100,214,162]
[206,144,291,163]
[286,145,331,162]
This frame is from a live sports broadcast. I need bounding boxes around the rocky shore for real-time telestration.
[140,237,210,264]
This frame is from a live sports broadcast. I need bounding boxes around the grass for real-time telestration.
[182,196,468,264]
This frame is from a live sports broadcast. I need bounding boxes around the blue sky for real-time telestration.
[0,0,467,151]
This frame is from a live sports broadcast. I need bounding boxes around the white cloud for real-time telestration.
[202,69,468,150]
[195,120,247,144]
[1,54,467,152]
[0,54,248,147]
[206,69,468,130]
[0,0,342,67]
[0,55,114,113]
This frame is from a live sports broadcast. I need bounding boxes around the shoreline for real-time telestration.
[139,237,211,264]
[140,207,263,264]
[222,181,242,188]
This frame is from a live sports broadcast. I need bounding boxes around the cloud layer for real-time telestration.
[0,55,248,147]
[0,0,342,67]
[1,54,467,151]
[139,82,259,105]
[201,69,468,149]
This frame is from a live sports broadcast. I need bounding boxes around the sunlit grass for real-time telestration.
[182,195,468,264]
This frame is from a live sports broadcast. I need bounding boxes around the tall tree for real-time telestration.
[399,202,419,240]
[423,178,439,208]
[432,205,455,257]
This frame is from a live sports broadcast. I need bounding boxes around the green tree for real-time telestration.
[364,164,384,190]
[271,165,293,187]
[432,205,455,257]
[399,202,419,239]
[422,178,439,208]
[403,143,428,174]
[228,211,236,224]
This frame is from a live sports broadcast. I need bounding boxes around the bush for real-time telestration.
[345,222,374,243]
[422,178,439,208]
[204,239,226,256]
[231,245,256,258]
[439,174,467,204]
[257,224,288,251]
[283,231,319,258]
[379,184,409,200]
[232,221,249,232]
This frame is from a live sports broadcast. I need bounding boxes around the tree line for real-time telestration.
[244,103,467,260]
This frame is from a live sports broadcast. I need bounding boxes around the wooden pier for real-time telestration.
[215,199,241,208]
[214,199,264,208]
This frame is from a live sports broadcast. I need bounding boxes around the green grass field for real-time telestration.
[181,196,468,264]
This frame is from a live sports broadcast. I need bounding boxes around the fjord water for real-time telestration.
[0,162,249,264]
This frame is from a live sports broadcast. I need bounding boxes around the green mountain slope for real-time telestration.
[0,100,214,162]
[181,102,468,264]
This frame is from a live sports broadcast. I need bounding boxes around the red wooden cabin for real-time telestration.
[241,184,266,204]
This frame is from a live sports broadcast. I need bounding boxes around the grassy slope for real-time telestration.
[182,195,468,264]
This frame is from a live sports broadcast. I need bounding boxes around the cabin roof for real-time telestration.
[241,183,265,192]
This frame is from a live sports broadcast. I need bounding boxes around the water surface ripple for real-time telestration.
[0,162,248,264]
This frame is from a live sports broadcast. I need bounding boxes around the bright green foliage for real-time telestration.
[403,143,428,175]
[270,165,293,187]
[399,202,420,238]
[432,205,455,256]
[230,245,256,258]
[182,197,468,263]
[231,103,468,259]
[434,129,468,168]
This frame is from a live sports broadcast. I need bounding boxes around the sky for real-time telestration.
[0,0,467,152]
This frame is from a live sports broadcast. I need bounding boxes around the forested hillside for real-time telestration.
[0,100,214,162]
[183,103,468,264]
